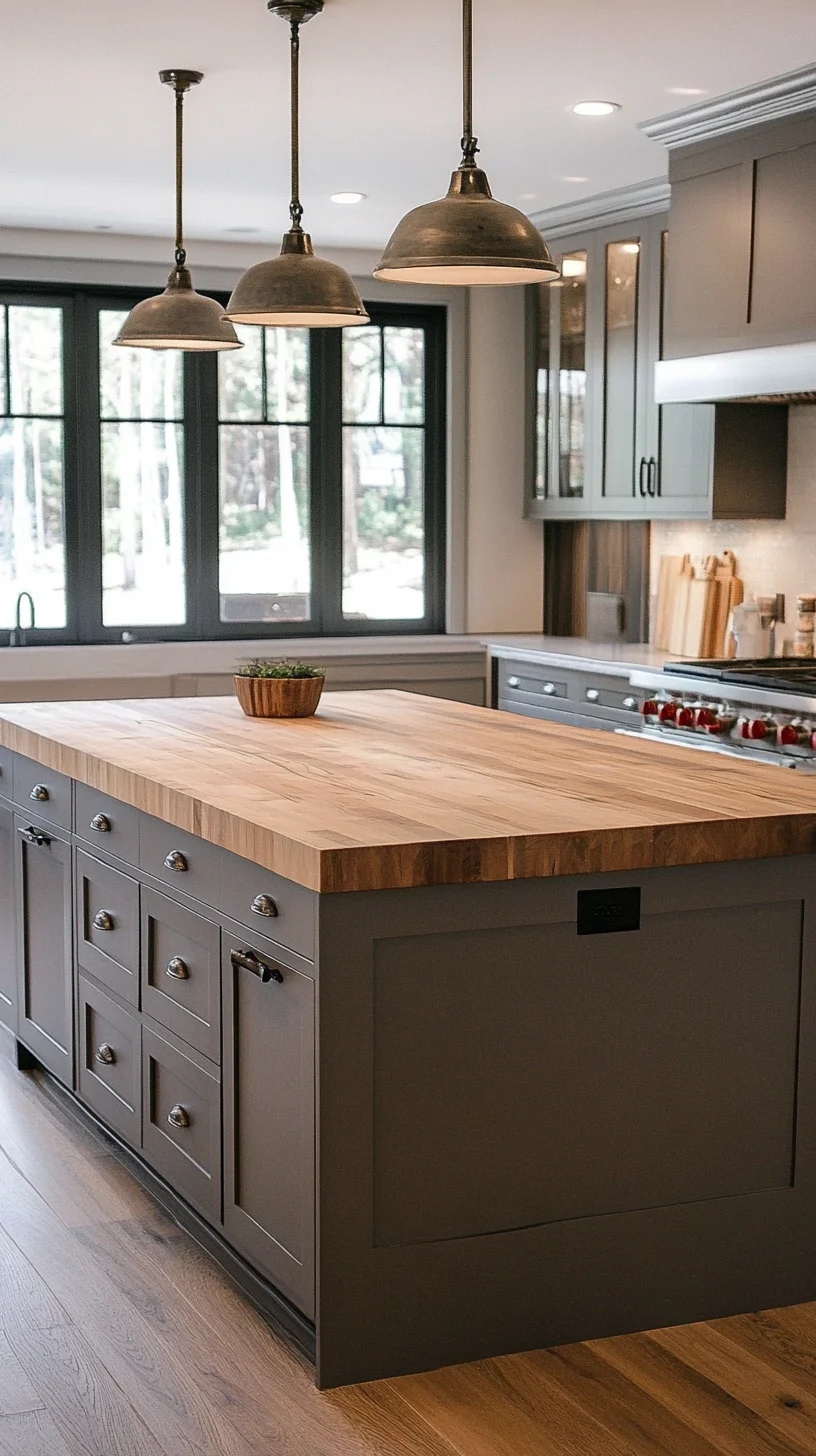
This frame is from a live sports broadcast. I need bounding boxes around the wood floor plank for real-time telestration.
[521,1342,726,1456]
[713,1307,816,1396]
[0,1222,167,1456]
[387,1352,647,1456]
[592,1330,814,1456]
[651,1322,816,1449]
[0,1409,75,1456]
[0,1332,45,1417]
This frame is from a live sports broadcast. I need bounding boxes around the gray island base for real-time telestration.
[0,699,814,1386]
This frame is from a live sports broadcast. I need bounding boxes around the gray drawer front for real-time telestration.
[142,1024,221,1224]
[499,700,618,733]
[78,977,141,1147]
[217,850,315,961]
[13,754,73,830]
[0,745,12,800]
[142,888,221,1063]
[75,784,140,867]
[500,662,570,703]
[140,816,222,907]
[76,850,140,1007]
[499,658,642,729]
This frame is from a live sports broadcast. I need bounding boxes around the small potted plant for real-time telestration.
[234,659,326,719]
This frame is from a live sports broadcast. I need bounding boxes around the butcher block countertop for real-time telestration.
[0,691,815,893]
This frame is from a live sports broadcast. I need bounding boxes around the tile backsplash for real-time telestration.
[650,405,816,649]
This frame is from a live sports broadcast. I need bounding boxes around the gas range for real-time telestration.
[628,659,816,771]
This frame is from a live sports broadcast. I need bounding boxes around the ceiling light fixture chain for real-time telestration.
[173,79,187,268]
[289,13,304,232]
[460,0,479,169]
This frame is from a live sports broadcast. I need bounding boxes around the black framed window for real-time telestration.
[0,283,447,644]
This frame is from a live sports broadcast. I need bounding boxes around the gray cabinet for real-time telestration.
[663,112,816,356]
[75,850,140,1007]
[0,802,16,1032]
[142,889,221,1062]
[14,817,73,1084]
[77,976,141,1147]
[529,213,788,522]
[222,920,315,1318]
[142,1024,221,1224]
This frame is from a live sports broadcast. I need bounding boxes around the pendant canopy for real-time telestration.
[226,2,369,328]
[375,0,559,286]
[116,71,242,351]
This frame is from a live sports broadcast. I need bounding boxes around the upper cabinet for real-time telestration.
[528,212,787,523]
[663,113,816,358]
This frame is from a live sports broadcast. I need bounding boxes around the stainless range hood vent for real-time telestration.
[655,343,816,405]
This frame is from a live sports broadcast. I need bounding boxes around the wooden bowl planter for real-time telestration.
[234,670,325,720]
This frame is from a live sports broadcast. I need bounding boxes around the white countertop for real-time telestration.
[483,636,677,678]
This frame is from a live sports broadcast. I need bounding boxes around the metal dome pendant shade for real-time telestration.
[374,0,559,286]
[116,72,242,351]
[226,1,369,328]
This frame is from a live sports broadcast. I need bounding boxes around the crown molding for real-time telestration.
[529,179,670,240]
[640,65,816,149]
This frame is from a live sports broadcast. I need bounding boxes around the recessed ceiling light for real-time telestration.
[562,175,589,184]
[331,191,366,205]
[572,100,620,117]
[668,87,707,97]
[519,192,537,201]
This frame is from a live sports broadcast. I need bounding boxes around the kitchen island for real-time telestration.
[1,691,816,1387]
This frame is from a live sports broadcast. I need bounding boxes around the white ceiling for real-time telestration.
[2,0,816,251]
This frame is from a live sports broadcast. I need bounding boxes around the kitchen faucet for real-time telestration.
[9,591,35,647]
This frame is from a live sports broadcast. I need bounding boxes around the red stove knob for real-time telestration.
[641,699,659,717]
[677,706,696,727]
[659,702,678,723]
[696,707,716,727]
[707,719,727,735]
[744,719,768,740]
[780,724,808,748]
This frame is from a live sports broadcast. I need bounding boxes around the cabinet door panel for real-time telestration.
[15,819,73,1084]
[78,977,141,1147]
[0,803,16,1031]
[142,889,220,1062]
[142,1025,221,1223]
[602,237,641,503]
[663,163,754,356]
[751,142,816,338]
[75,850,140,1006]
[222,923,315,1317]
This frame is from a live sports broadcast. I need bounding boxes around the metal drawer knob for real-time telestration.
[623,696,637,711]
[164,850,188,873]
[507,676,521,689]
[231,947,284,984]
[90,813,111,833]
[93,909,115,932]
[543,682,556,696]
[586,688,601,703]
[95,1043,116,1066]
[166,956,189,981]
[251,893,278,919]
[167,1104,190,1130]
[29,784,49,802]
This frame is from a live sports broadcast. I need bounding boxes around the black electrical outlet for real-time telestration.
[577,886,641,935]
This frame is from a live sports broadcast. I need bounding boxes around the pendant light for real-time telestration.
[116,71,242,351]
[375,0,559,286]
[226,1,369,328]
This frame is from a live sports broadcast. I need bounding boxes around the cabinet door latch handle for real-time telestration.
[251,893,278,919]
[29,784,49,803]
[92,910,114,932]
[167,1104,190,1130]
[166,956,189,981]
[90,813,111,833]
[230,948,284,984]
[164,850,188,873]
[18,825,51,848]
[95,1043,116,1066]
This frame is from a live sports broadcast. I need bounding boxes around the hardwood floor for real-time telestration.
[3,1054,816,1456]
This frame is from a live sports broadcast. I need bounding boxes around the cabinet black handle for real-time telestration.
[638,458,647,498]
[650,457,660,497]
[230,948,284,984]
[17,825,51,848]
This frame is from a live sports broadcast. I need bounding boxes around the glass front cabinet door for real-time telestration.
[529,215,666,520]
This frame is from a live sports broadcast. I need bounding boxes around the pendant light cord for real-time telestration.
[461,0,479,167]
[174,82,186,269]
[290,17,304,231]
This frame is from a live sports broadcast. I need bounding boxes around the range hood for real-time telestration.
[655,344,816,406]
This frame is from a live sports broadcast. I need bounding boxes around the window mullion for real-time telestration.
[310,329,343,634]
[71,295,104,643]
